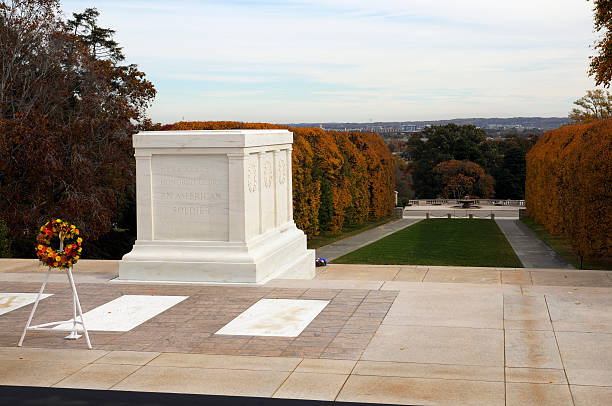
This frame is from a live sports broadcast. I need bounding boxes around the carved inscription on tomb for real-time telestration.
[151,155,228,241]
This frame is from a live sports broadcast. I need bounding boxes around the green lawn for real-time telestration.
[307,216,396,249]
[333,219,523,268]
[520,217,612,270]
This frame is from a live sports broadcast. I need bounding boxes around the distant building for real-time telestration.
[486,123,527,130]
[401,124,418,133]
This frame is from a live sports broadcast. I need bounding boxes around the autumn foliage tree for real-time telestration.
[161,121,395,236]
[432,160,495,199]
[526,119,612,267]
[493,147,527,199]
[568,89,612,122]
[394,155,414,200]
[0,0,155,254]
[406,124,488,197]
[404,125,534,199]
[588,0,612,87]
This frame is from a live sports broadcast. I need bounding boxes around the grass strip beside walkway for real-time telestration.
[307,216,396,249]
[520,217,612,270]
[333,219,523,268]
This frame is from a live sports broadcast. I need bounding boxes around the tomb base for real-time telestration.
[119,222,315,283]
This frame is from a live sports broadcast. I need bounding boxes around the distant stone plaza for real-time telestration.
[401,199,524,219]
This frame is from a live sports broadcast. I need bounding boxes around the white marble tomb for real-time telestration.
[119,130,315,283]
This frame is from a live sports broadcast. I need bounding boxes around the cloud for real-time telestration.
[61,0,596,122]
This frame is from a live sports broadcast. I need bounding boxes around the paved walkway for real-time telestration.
[496,219,575,269]
[315,218,421,262]
[1,260,612,405]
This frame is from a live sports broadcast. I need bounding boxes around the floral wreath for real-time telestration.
[36,219,83,269]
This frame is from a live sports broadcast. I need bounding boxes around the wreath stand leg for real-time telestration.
[65,266,91,348]
[18,267,51,347]
[17,266,92,350]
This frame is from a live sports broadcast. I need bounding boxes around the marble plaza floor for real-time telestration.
[1,260,612,405]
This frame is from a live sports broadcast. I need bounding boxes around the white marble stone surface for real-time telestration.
[119,130,315,283]
[216,299,329,337]
[52,295,188,332]
[0,293,53,316]
[151,154,229,241]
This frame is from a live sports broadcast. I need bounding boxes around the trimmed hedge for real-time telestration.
[526,119,612,265]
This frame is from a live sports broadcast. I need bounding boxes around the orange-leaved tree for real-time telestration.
[588,0,612,87]
[526,119,612,267]
[432,160,495,199]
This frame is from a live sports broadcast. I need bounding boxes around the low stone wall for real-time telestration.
[402,206,519,220]
[407,199,525,207]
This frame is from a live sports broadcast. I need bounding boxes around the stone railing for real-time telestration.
[406,199,525,207]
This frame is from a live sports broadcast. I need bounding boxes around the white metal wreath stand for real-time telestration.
[18,263,92,349]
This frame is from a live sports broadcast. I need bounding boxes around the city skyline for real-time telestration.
[62,0,598,123]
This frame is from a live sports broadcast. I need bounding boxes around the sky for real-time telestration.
[61,0,598,124]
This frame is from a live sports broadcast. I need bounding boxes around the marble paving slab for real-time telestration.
[52,295,188,332]
[216,299,329,337]
[0,293,53,316]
